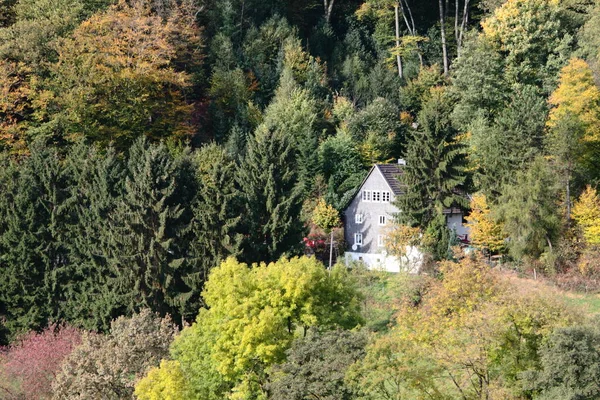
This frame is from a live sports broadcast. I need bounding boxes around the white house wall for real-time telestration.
[343,167,397,255]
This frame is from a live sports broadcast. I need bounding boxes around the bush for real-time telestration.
[51,309,178,400]
[0,324,82,400]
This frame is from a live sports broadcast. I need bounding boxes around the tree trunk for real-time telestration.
[457,0,470,53]
[329,230,334,269]
[395,3,403,78]
[324,0,334,23]
[439,0,449,75]
[400,0,423,66]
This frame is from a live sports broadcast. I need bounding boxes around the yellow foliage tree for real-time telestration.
[385,223,422,270]
[466,193,505,253]
[548,58,600,142]
[572,186,600,246]
[134,360,191,400]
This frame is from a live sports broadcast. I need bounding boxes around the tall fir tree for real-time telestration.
[0,141,70,339]
[237,125,305,263]
[396,87,468,228]
[104,138,196,321]
[61,141,125,331]
[189,143,242,298]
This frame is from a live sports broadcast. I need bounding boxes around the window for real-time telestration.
[355,214,363,224]
[354,233,363,246]
[379,215,387,226]
[362,190,371,202]
[377,235,385,247]
[373,191,381,202]
[382,191,391,202]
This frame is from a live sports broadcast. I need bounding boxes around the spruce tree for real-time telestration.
[396,88,468,228]
[61,141,125,331]
[189,143,242,295]
[104,138,195,320]
[237,125,305,263]
[0,141,70,338]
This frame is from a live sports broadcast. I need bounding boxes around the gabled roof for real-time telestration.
[377,164,404,195]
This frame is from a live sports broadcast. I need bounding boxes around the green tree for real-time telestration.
[237,124,305,263]
[497,157,562,260]
[104,138,197,320]
[189,143,242,289]
[261,69,321,195]
[396,87,468,228]
[142,257,363,399]
[61,141,125,331]
[523,325,600,400]
[268,330,368,400]
[0,141,70,339]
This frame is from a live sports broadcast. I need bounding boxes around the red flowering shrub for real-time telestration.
[0,324,83,399]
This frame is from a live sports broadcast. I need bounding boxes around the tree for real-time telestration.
[142,257,363,399]
[466,193,505,253]
[572,186,600,246]
[41,0,201,148]
[237,124,305,263]
[51,309,178,400]
[547,58,600,207]
[481,0,571,88]
[135,360,192,400]
[497,157,562,260]
[104,139,197,320]
[312,198,341,269]
[260,69,321,195]
[0,324,82,400]
[61,141,126,332]
[189,143,242,289]
[0,141,70,339]
[523,325,600,400]
[268,330,368,400]
[396,87,468,228]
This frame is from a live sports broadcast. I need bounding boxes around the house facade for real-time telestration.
[343,163,469,272]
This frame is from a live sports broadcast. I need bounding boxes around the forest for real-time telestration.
[2,0,600,398]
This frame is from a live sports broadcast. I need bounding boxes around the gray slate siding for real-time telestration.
[344,167,397,254]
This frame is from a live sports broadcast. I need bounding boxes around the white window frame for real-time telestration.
[354,233,363,246]
[379,215,387,226]
[355,214,363,224]
[377,234,385,247]
[373,191,381,202]
[362,190,372,202]
[382,191,390,202]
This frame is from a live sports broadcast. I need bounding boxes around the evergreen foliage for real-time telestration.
[237,124,305,263]
[396,87,468,228]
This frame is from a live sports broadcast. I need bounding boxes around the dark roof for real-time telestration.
[376,164,404,195]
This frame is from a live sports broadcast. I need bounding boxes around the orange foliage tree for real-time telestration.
[40,0,202,148]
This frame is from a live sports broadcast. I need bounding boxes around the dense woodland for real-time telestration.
[3,0,600,398]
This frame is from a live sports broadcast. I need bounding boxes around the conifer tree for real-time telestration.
[237,125,305,263]
[61,141,125,331]
[104,138,195,320]
[189,143,242,291]
[396,87,468,228]
[0,141,70,338]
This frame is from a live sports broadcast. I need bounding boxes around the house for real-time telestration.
[343,162,469,272]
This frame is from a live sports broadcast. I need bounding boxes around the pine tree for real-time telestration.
[237,125,305,263]
[396,87,468,228]
[104,138,195,320]
[61,141,125,331]
[0,141,70,338]
[189,143,242,296]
